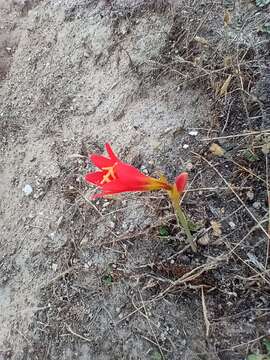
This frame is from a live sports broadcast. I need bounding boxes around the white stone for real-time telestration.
[23,184,33,196]
[188,130,198,136]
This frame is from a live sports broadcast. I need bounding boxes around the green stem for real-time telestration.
[172,200,197,252]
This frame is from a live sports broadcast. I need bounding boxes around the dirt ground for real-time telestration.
[0,0,269,359]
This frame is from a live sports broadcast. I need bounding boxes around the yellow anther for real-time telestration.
[101,165,116,184]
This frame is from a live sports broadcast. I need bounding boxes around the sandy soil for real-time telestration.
[0,1,269,359]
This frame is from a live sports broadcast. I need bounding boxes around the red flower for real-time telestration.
[175,172,188,193]
[85,143,188,199]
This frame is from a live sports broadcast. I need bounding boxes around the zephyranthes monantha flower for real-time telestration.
[85,143,196,251]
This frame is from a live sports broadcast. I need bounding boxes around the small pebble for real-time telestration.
[80,237,88,246]
[247,190,254,200]
[108,221,115,229]
[23,184,33,196]
[141,165,149,175]
[229,221,236,229]
[183,144,189,149]
[188,130,198,136]
[48,232,56,240]
[52,263,58,272]
[186,162,193,171]
[102,201,110,208]
[253,201,261,210]
[160,333,167,342]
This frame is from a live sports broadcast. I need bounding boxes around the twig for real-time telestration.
[221,99,234,133]
[80,192,103,217]
[40,267,76,288]
[265,152,270,269]
[226,242,270,285]
[13,327,31,345]
[65,324,92,343]
[201,129,270,141]
[197,335,265,356]
[138,291,166,359]
[186,186,251,192]
[193,152,270,242]
[227,218,268,256]
[157,261,219,299]
[118,260,220,325]
[220,334,265,352]
[201,287,210,337]
[229,158,266,185]
[140,334,170,354]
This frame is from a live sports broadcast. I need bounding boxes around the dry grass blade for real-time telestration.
[219,74,232,96]
[193,152,270,242]
[201,287,210,337]
[65,324,92,343]
[202,129,270,141]
[265,152,270,268]
[118,261,220,325]
[39,267,77,288]
[229,158,267,185]
[227,218,268,256]
[157,261,219,299]
[80,192,103,217]
[226,243,270,285]
[138,291,166,359]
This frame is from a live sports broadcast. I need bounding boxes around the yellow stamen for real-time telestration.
[101,165,116,184]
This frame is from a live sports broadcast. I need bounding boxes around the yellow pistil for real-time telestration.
[101,165,116,184]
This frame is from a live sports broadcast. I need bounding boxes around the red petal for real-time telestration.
[85,171,105,186]
[90,154,115,169]
[175,172,188,193]
[115,162,149,185]
[105,143,118,162]
[101,179,147,194]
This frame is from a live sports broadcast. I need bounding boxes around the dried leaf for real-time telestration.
[198,233,210,246]
[224,55,232,67]
[219,74,232,96]
[215,81,222,95]
[210,143,225,157]
[224,10,231,26]
[194,35,209,45]
[210,221,222,237]
[262,142,270,155]
[193,56,201,65]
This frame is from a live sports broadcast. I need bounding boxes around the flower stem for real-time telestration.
[171,198,197,252]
